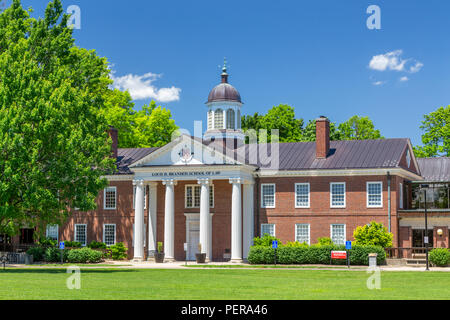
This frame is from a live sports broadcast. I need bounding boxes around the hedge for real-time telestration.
[248,244,385,265]
[429,248,450,267]
[67,247,103,263]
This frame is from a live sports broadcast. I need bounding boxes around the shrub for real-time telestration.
[88,241,107,249]
[253,234,282,247]
[353,221,393,248]
[109,242,127,260]
[157,242,163,253]
[247,244,386,266]
[67,247,103,263]
[283,241,309,248]
[64,240,82,248]
[26,246,45,261]
[44,247,68,262]
[429,248,450,267]
[39,237,57,246]
[317,237,333,246]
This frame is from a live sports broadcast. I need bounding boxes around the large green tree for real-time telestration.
[300,119,341,142]
[414,106,450,157]
[337,115,383,140]
[0,0,115,236]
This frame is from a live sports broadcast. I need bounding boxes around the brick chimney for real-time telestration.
[316,116,330,159]
[108,126,118,159]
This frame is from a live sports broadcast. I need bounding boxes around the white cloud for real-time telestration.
[372,80,386,86]
[369,50,423,74]
[111,72,181,102]
[399,76,409,82]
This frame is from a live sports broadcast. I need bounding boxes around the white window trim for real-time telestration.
[74,224,87,247]
[295,224,310,245]
[103,186,117,210]
[185,184,214,209]
[261,183,276,208]
[330,182,346,208]
[330,224,346,246]
[103,224,116,246]
[261,223,275,237]
[46,224,59,243]
[295,183,310,208]
[366,181,383,208]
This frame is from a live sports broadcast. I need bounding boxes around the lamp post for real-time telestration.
[421,184,430,271]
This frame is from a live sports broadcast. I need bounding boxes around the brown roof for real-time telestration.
[416,157,450,182]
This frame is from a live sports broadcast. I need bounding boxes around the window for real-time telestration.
[236,109,241,129]
[74,224,87,246]
[261,224,275,237]
[406,150,411,168]
[367,182,383,207]
[46,224,58,242]
[208,110,213,130]
[226,109,235,129]
[103,224,116,246]
[399,183,403,209]
[331,224,346,245]
[295,183,310,208]
[104,187,116,210]
[133,185,147,209]
[214,109,224,129]
[185,185,214,208]
[330,183,345,208]
[295,224,310,245]
[261,184,275,208]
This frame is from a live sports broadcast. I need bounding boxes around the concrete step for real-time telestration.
[412,253,426,259]
[406,259,426,266]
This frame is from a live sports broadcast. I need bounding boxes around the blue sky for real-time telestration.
[22,0,450,145]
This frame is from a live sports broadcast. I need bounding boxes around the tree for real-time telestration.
[0,0,115,237]
[241,105,303,143]
[101,91,179,148]
[413,106,450,157]
[337,116,383,140]
[353,221,393,248]
[300,119,341,142]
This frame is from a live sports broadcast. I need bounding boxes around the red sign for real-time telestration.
[331,251,347,259]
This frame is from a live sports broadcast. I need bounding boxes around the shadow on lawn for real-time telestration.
[0,268,139,275]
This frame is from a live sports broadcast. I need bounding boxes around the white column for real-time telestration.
[243,182,254,260]
[229,178,242,262]
[198,178,211,262]
[133,179,145,261]
[223,109,227,129]
[162,179,177,262]
[147,182,157,260]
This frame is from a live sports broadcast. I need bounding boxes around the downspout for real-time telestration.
[256,173,260,238]
[387,171,391,233]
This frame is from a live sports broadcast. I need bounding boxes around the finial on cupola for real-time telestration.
[221,57,228,83]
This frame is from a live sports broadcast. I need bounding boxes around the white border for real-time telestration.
[184,184,214,209]
[366,181,383,208]
[46,224,59,243]
[103,224,116,246]
[261,223,275,237]
[295,224,310,245]
[74,224,87,246]
[261,183,276,208]
[330,182,346,208]
[103,186,117,210]
[330,224,346,245]
[295,183,310,208]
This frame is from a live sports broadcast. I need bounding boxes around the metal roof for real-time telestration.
[416,157,450,182]
[116,148,159,174]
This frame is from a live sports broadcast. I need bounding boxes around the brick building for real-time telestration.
[16,65,450,261]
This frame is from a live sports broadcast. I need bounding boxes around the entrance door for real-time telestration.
[187,221,200,261]
[412,229,434,247]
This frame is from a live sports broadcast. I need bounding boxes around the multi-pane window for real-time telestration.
[214,109,224,129]
[104,187,116,210]
[103,224,116,246]
[74,224,87,246]
[185,185,214,208]
[399,183,403,209]
[367,182,383,207]
[295,224,310,245]
[295,183,310,208]
[330,183,345,208]
[46,225,58,242]
[331,224,346,245]
[133,186,147,209]
[261,224,275,237]
[226,109,235,129]
[261,184,275,208]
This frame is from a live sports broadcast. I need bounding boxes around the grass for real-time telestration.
[183,264,359,269]
[0,268,449,300]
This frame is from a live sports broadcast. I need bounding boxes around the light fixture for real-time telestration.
[437,229,443,236]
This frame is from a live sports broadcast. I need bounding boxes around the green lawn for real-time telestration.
[0,268,449,300]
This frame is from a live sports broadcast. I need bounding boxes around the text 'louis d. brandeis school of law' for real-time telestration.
[11,65,450,262]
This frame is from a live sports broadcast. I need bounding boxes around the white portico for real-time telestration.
[130,134,255,262]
